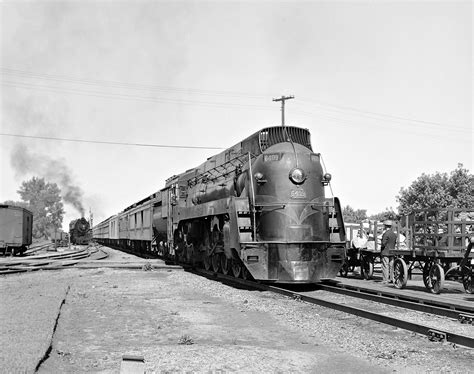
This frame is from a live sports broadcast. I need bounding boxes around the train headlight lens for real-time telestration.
[289,168,306,184]
[254,172,267,185]
[324,173,332,182]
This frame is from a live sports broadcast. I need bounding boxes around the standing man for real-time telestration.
[381,220,397,284]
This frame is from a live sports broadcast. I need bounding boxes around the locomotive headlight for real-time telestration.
[254,172,267,184]
[289,168,306,184]
[322,173,332,186]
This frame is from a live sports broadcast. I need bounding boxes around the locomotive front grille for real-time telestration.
[259,127,312,152]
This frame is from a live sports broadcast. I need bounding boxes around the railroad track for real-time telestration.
[0,246,105,275]
[24,243,52,255]
[318,281,474,321]
[191,268,474,349]
[29,244,471,349]
[0,246,180,274]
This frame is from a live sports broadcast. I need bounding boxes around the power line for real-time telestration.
[292,107,469,136]
[0,133,225,150]
[297,97,469,132]
[293,109,470,143]
[1,80,274,111]
[2,66,469,133]
[1,67,271,99]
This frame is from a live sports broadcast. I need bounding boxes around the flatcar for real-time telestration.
[69,217,91,245]
[0,205,33,255]
[390,208,474,294]
[341,210,474,294]
[49,229,69,247]
[94,125,347,283]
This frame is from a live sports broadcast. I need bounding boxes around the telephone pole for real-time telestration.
[272,95,294,127]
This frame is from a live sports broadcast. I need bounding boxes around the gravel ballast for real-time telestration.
[1,255,473,373]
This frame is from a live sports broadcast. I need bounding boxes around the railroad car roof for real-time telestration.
[0,204,33,215]
[123,191,161,212]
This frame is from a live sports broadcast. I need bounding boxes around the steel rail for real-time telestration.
[191,269,474,349]
[0,250,92,273]
[318,283,474,319]
[24,243,52,255]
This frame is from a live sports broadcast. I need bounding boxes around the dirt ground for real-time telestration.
[1,251,473,373]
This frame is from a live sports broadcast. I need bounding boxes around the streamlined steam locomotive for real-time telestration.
[69,217,91,245]
[93,126,346,283]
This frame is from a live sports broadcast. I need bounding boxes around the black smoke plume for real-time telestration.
[11,143,85,216]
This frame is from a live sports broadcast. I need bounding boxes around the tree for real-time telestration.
[447,163,473,208]
[16,177,64,238]
[397,164,473,215]
[369,208,399,222]
[342,205,367,223]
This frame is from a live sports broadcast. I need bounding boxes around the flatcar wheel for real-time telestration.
[429,264,445,294]
[361,256,374,280]
[211,253,221,273]
[422,261,433,289]
[462,266,473,294]
[231,260,242,278]
[393,258,408,289]
[220,253,230,275]
[339,262,349,277]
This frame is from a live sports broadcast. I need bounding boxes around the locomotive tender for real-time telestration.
[69,217,91,245]
[94,126,346,283]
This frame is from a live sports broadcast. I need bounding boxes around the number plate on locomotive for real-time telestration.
[264,153,281,162]
[290,189,306,199]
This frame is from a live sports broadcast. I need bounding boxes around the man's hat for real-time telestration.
[383,220,393,226]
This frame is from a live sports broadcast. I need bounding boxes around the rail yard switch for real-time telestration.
[120,354,145,374]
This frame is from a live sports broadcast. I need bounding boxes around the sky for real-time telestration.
[1,0,472,231]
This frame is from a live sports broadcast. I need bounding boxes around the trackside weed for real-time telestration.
[178,335,194,345]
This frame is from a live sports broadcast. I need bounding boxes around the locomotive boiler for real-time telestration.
[69,217,90,245]
[94,125,346,283]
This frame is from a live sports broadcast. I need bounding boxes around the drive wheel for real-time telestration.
[220,253,230,275]
[201,231,211,271]
[231,259,242,278]
[241,265,250,280]
[393,258,408,289]
[203,253,211,271]
[211,253,221,273]
[186,243,194,266]
[429,263,445,294]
